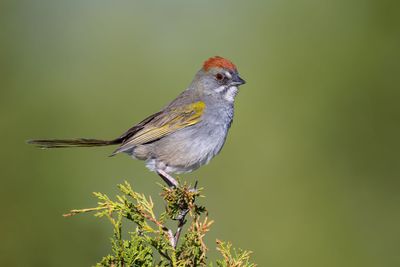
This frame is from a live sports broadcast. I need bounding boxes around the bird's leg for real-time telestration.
[157,170,179,188]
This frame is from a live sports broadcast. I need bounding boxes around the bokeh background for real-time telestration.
[1,0,399,266]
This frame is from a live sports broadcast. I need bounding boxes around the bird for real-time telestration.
[28,56,246,187]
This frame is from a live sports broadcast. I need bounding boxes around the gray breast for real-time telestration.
[145,101,234,174]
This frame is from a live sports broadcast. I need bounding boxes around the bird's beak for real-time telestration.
[231,74,246,86]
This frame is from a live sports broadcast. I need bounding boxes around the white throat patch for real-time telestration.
[224,86,238,102]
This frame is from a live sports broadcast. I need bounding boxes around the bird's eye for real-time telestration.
[215,73,224,81]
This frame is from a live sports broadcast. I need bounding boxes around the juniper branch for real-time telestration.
[63,180,255,266]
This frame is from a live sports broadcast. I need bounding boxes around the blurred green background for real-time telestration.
[1,0,399,266]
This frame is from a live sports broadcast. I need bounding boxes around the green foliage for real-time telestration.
[64,181,255,267]
[215,240,256,267]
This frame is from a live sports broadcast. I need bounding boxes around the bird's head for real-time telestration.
[191,56,246,102]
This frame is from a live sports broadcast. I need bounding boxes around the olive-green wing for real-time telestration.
[112,101,206,155]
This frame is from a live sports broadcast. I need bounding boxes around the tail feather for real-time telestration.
[27,138,120,148]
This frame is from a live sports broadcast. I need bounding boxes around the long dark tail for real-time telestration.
[27,138,121,148]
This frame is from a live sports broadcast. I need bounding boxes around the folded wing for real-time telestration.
[112,101,206,155]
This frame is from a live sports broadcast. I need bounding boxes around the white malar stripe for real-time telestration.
[224,86,238,102]
[215,85,226,93]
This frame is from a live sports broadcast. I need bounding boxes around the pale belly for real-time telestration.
[144,122,229,174]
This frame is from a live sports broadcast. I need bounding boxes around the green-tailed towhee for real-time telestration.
[28,56,246,187]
